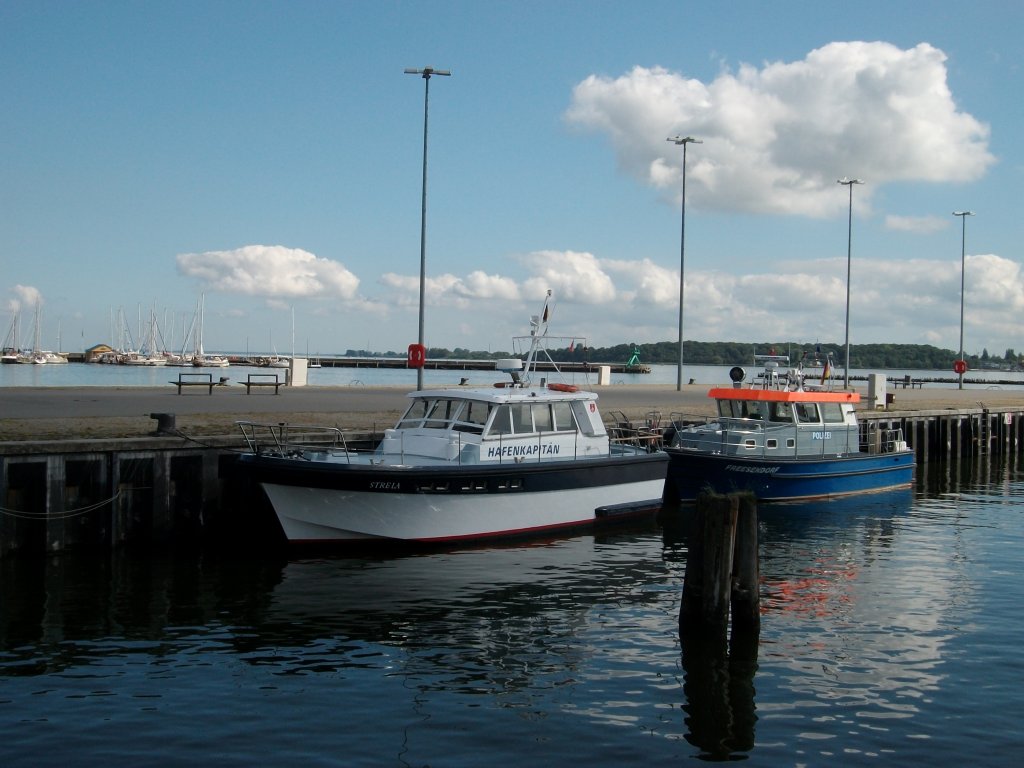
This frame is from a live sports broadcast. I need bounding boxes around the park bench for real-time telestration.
[243,373,283,394]
[894,375,923,389]
[169,372,226,394]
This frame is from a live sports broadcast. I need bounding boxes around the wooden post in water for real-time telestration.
[680,491,760,641]
[679,490,760,758]
[681,491,737,639]
[730,493,761,640]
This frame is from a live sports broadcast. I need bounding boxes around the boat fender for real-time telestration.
[494,382,510,388]
[548,383,579,393]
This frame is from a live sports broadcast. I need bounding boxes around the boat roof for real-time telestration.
[709,387,860,404]
[411,384,599,404]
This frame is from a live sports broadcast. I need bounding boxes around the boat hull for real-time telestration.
[237,452,668,544]
[663,448,915,503]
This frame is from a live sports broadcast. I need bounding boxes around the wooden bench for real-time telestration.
[170,372,219,394]
[244,373,283,394]
[894,376,923,390]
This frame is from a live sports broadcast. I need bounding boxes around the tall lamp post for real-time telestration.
[405,66,451,390]
[837,177,863,389]
[667,135,701,391]
[953,210,974,390]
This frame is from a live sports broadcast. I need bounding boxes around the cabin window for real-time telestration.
[533,403,553,432]
[453,400,490,434]
[551,402,576,431]
[488,405,514,435]
[821,403,845,424]
[719,400,741,418]
[511,404,534,433]
[423,399,460,429]
[397,399,431,427]
[796,403,821,423]
[769,402,792,423]
[486,404,536,435]
[766,438,778,449]
[742,401,765,420]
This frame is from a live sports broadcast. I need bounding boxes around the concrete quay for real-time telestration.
[2,382,1023,443]
[1,382,1023,556]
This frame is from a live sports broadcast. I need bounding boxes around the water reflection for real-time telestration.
[2,471,1017,765]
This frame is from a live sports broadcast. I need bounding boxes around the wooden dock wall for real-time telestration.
[2,405,1023,556]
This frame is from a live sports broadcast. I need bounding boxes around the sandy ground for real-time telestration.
[1,382,1022,442]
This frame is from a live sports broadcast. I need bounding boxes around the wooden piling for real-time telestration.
[730,493,760,638]
[681,490,760,643]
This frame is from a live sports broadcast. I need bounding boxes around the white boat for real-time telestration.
[234,292,668,545]
[190,293,230,368]
[121,308,167,366]
[16,302,68,364]
[2,311,21,364]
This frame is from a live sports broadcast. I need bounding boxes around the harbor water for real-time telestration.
[2,459,1023,765]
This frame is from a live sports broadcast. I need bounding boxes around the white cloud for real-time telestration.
[176,245,360,299]
[6,284,43,312]
[566,42,995,217]
[518,250,618,304]
[371,245,1024,355]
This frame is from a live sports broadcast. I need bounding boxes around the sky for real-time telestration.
[2,0,1022,362]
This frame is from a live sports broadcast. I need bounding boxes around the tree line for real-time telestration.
[345,340,1021,371]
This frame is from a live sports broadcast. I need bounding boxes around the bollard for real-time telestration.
[149,412,177,435]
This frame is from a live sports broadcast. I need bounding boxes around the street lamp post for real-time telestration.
[667,135,701,391]
[953,210,974,390]
[837,177,863,389]
[405,66,451,390]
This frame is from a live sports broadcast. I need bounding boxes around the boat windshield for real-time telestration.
[718,400,767,420]
[397,397,492,434]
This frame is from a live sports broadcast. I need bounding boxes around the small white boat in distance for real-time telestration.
[234,292,667,546]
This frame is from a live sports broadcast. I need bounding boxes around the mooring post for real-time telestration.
[681,491,738,639]
[730,492,760,639]
[681,491,760,641]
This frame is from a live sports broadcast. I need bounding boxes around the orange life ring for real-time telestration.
[407,343,426,369]
[547,383,579,393]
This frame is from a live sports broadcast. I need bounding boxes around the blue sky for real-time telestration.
[2,0,1022,361]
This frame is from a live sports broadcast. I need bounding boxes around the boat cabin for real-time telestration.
[378,387,613,465]
[675,388,862,459]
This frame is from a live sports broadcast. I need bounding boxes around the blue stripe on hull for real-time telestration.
[665,450,915,503]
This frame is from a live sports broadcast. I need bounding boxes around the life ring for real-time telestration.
[548,383,579,393]
[406,343,426,369]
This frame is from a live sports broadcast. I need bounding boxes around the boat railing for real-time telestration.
[606,410,664,451]
[237,421,356,459]
[665,413,866,459]
[859,422,909,454]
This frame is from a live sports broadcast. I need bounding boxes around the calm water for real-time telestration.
[2,459,1023,766]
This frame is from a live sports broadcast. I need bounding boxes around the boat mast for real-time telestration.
[520,290,551,386]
